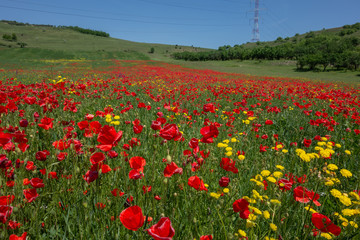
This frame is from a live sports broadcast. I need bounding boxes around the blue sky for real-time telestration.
[1,0,359,49]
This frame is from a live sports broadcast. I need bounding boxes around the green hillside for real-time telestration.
[0,20,209,62]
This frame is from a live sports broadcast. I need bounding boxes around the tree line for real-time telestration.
[172,23,360,71]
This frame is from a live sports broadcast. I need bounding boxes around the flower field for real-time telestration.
[0,60,359,239]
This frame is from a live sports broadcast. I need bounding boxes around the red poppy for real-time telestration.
[146,217,175,240]
[23,188,39,203]
[18,143,29,152]
[233,198,250,219]
[19,119,28,128]
[163,162,183,177]
[97,125,123,152]
[219,177,230,187]
[30,178,45,188]
[119,205,144,231]
[83,170,98,184]
[38,116,54,130]
[108,150,118,158]
[303,138,312,148]
[200,125,219,143]
[151,120,162,130]
[129,169,144,180]
[277,178,293,191]
[188,176,208,191]
[0,206,13,223]
[9,232,27,240]
[0,195,15,205]
[25,161,36,171]
[35,150,50,161]
[129,156,146,171]
[200,235,213,240]
[220,158,238,174]
[133,124,143,134]
[203,103,216,113]
[265,119,273,125]
[52,139,70,150]
[159,124,182,141]
[311,213,341,236]
[293,186,321,206]
[111,188,125,197]
[57,152,68,161]
[90,152,105,165]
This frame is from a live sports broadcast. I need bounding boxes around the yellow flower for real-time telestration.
[222,139,229,144]
[327,164,338,171]
[231,138,237,142]
[263,210,270,219]
[276,165,284,170]
[282,149,288,153]
[114,115,120,120]
[249,206,262,215]
[261,170,271,177]
[217,143,227,148]
[238,155,245,161]
[238,229,246,237]
[223,188,229,193]
[342,209,360,216]
[340,169,352,178]
[270,199,281,205]
[304,205,317,214]
[269,223,277,231]
[320,232,332,239]
[339,196,352,206]
[225,151,233,157]
[350,221,358,228]
[267,176,276,183]
[324,179,335,186]
[272,171,283,178]
[225,147,233,152]
[330,189,342,198]
[349,192,360,201]
[210,192,221,199]
[345,150,351,155]
[246,220,255,228]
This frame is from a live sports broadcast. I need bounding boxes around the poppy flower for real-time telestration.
[293,186,321,206]
[119,205,144,231]
[9,232,27,240]
[159,124,182,141]
[57,152,68,161]
[23,188,39,203]
[0,195,15,205]
[129,156,146,171]
[303,138,312,148]
[311,213,341,236]
[188,176,208,191]
[83,170,98,184]
[35,150,50,161]
[200,125,219,143]
[111,188,125,197]
[200,235,213,240]
[30,178,45,188]
[38,116,54,130]
[90,152,105,165]
[97,125,123,152]
[133,124,143,134]
[146,217,175,240]
[0,206,13,223]
[219,177,230,187]
[19,119,28,128]
[163,162,183,177]
[151,120,162,130]
[52,139,70,150]
[277,178,293,191]
[233,198,250,219]
[203,103,216,113]
[220,158,238,174]
[129,169,144,180]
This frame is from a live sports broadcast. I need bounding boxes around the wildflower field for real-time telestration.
[0,60,359,240]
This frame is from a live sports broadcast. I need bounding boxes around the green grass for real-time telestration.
[0,21,210,61]
[166,59,360,84]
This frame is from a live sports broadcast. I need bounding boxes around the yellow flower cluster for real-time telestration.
[330,189,352,206]
[217,138,245,160]
[105,114,120,125]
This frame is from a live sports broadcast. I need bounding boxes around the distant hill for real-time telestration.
[0,20,210,61]
[173,23,360,71]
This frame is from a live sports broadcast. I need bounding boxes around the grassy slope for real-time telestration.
[0,21,210,61]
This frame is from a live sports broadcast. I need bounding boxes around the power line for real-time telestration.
[0,5,241,27]
[135,0,246,15]
[7,0,216,22]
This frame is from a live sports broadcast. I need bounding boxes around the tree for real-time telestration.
[149,47,155,54]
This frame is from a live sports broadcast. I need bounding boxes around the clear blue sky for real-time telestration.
[1,0,359,49]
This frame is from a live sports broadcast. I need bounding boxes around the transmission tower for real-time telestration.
[251,0,260,42]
